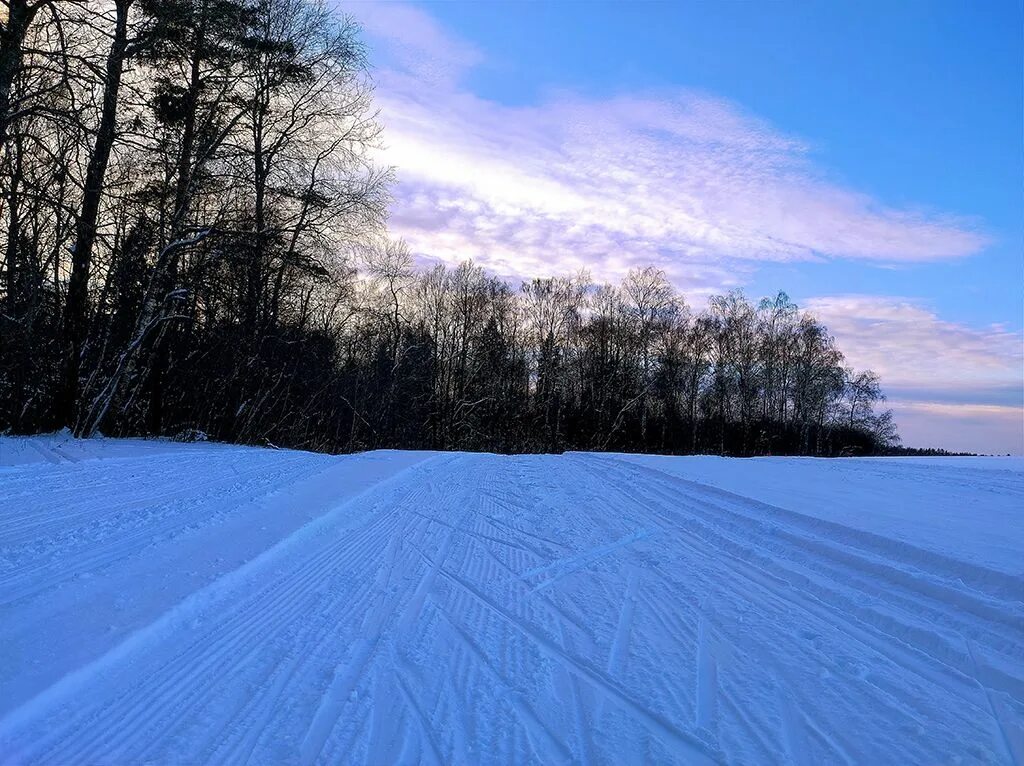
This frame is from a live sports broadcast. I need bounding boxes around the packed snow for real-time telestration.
[1,434,1022,764]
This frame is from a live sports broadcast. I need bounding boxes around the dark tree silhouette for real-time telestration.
[0,0,898,456]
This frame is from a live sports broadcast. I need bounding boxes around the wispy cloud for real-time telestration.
[803,295,1023,398]
[354,2,483,86]
[805,295,1023,453]
[349,3,1016,452]
[884,401,1023,456]
[352,2,988,290]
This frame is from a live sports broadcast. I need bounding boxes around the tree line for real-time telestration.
[0,0,898,456]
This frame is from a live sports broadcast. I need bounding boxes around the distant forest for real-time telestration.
[0,0,898,456]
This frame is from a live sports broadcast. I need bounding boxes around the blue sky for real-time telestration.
[347,0,1023,453]
[422,0,1022,327]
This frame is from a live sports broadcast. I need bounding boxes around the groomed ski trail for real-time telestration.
[1,441,1022,764]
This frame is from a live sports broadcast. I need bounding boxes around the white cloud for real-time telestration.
[351,2,988,290]
[887,401,1023,455]
[347,3,1017,452]
[353,2,482,86]
[803,295,1022,394]
[804,295,1023,453]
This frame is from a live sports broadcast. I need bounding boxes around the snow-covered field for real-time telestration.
[1,435,1022,765]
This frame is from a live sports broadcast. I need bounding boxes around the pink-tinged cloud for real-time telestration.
[885,402,1023,456]
[350,4,1016,453]
[804,295,1023,454]
[351,3,988,289]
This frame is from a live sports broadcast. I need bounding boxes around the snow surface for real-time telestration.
[1,436,1022,764]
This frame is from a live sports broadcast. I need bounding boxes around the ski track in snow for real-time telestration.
[0,437,1022,765]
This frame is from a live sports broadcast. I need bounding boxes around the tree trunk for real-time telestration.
[0,0,37,149]
[59,0,133,428]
